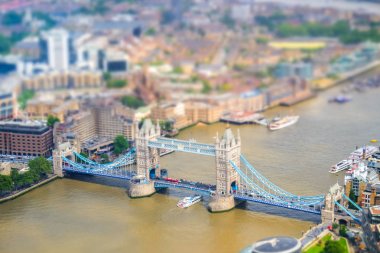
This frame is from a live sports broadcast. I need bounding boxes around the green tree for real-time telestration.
[323,240,345,253]
[121,95,145,109]
[80,152,89,158]
[202,80,211,94]
[2,11,23,26]
[160,120,173,131]
[220,10,235,29]
[47,115,60,127]
[0,34,12,54]
[145,27,156,36]
[255,37,269,44]
[0,175,12,195]
[28,157,52,177]
[173,66,183,74]
[113,135,129,155]
[339,225,347,237]
[161,10,175,25]
[103,72,111,81]
[17,89,35,109]
[106,79,127,88]
[33,11,56,29]
[100,154,110,164]
[348,189,357,209]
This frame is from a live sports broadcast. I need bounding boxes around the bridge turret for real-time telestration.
[209,128,241,212]
[321,183,343,224]
[129,119,160,198]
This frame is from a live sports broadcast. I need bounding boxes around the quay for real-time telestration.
[0,175,58,204]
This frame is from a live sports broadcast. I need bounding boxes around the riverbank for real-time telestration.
[0,175,58,204]
[313,60,380,90]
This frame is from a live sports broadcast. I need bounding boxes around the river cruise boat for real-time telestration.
[329,160,352,174]
[268,116,299,131]
[349,146,379,161]
[177,195,202,208]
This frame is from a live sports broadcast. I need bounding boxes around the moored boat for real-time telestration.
[268,116,299,131]
[329,160,352,174]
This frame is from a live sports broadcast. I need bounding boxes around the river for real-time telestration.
[1,69,380,253]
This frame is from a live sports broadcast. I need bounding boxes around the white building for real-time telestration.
[43,29,70,71]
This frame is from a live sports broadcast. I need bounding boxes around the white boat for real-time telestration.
[268,116,299,131]
[329,160,352,174]
[177,195,202,208]
[349,146,379,161]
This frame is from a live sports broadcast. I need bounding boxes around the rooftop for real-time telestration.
[370,205,380,216]
[0,120,50,135]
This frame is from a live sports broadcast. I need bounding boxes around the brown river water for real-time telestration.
[1,69,380,253]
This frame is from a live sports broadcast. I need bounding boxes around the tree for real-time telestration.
[173,66,183,74]
[18,89,35,109]
[121,95,145,109]
[2,11,23,26]
[100,154,110,164]
[161,10,175,25]
[113,135,129,155]
[0,175,12,195]
[103,72,111,81]
[220,10,235,29]
[145,27,156,36]
[80,152,89,158]
[202,80,211,94]
[0,34,12,54]
[323,240,345,253]
[28,156,52,178]
[160,120,173,131]
[47,115,60,127]
[106,79,127,88]
[348,189,357,209]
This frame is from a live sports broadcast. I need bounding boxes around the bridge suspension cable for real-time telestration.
[240,155,325,201]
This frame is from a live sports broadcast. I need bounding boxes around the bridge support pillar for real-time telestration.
[53,149,64,178]
[208,195,235,213]
[128,181,156,198]
[321,209,335,224]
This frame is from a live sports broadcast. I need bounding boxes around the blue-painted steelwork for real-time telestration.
[148,138,216,156]
[58,137,328,216]
[335,201,361,223]
[342,193,363,211]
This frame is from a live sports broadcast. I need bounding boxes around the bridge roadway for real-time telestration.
[63,166,321,215]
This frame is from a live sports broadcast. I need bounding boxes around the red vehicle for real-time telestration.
[164,177,179,183]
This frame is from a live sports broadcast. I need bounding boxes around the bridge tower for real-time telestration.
[52,142,78,178]
[208,128,241,212]
[321,183,343,224]
[128,119,160,198]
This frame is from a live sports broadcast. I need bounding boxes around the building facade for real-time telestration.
[0,121,54,157]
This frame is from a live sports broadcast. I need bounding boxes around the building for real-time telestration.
[42,29,70,71]
[265,78,313,107]
[344,162,379,206]
[21,70,102,91]
[26,96,80,121]
[0,91,16,120]
[55,99,135,153]
[362,206,380,253]
[102,49,129,76]
[274,62,314,80]
[362,184,380,208]
[185,102,222,124]
[0,121,54,157]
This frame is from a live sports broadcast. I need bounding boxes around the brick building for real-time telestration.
[0,121,54,157]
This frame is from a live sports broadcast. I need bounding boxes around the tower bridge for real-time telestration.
[52,119,361,221]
